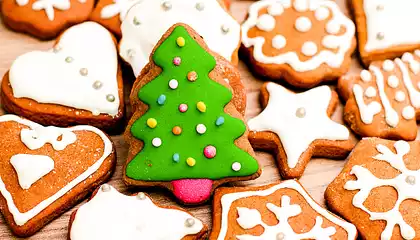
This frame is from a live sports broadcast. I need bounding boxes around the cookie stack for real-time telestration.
[0,0,418,239]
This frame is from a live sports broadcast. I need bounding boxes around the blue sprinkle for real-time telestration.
[216,116,225,126]
[173,153,180,163]
[157,94,166,105]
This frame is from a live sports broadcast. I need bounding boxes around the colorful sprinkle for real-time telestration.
[179,104,188,113]
[197,101,206,113]
[186,157,196,167]
[173,153,180,163]
[196,124,207,135]
[176,37,185,47]
[147,118,157,128]
[152,138,162,147]
[157,94,166,105]
[172,126,182,135]
[232,162,241,171]
[216,116,225,126]
[169,79,179,89]
[187,71,198,82]
[204,145,217,159]
[173,57,181,66]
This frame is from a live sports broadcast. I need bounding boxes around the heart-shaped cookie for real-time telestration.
[1,0,95,39]
[0,114,116,237]
[1,22,124,133]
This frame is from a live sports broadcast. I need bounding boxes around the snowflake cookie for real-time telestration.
[119,0,240,77]
[326,138,420,240]
[1,0,94,39]
[209,180,357,239]
[351,0,420,65]
[248,82,354,179]
[241,0,356,88]
[338,51,420,141]
[69,185,207,240]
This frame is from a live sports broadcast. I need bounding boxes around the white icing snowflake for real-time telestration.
[235,195,336,239]
[31,0,71,21]
[100,0,141,21]
[345,140,420,240]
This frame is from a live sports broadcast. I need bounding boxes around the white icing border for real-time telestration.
[216,180,357,239]
[0,115,113,226]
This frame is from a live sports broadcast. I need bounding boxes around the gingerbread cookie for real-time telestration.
[1,0,94,39]
[123,23,260,205]
[119,0,241,77]
[69,184,207,240]
[89,0,142,38]
[248,82,354,179]
[210,180,358,239]
[0,114,116,237]
[338,51,420,141]
[326,138,420,240]
[351,0,420,65]
[1,22,124,133]
[241,0,356,88]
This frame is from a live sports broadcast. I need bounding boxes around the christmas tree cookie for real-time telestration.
[1,0,94,39]
[210,180,358,239]
[1,22,124,133]
[69,185,207,239]
[326,138,420,240]
[123,23,260,205]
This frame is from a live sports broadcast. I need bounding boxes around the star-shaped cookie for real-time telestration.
[248,82,354,178]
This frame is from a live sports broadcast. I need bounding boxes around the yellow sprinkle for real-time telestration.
[186,157,196,167]
[197,101,206,113]
[176,37,185,47]
[147,118,157,128]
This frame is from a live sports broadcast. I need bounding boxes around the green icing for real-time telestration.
[126,26,259,181]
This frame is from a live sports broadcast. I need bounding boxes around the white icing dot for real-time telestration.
[360,70,372,82]
[152,138,162,147]
[272,35,286,49]
[293,0,308,12]
[415,50,420,58]
[267,3,284,16]
[402,106,415,120]
[295,16,312,32]
[301,41,317,56]
[382,60,395,72]
[256,14,276,31]
[365,87,376,98]
[326,21,340,34]
[232,162,241,171]
[410,61,420,74]
[322,35,339,49]
[402,52,414,62]
[315,6,329,21]
[395,91,406,102]
[196,124,206,134]
[169,79,178,89]
[387,75,399,88]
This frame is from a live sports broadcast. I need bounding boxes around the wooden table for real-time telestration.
[0,0,362,239]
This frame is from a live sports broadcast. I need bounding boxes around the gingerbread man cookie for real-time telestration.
[0,114,116,237]
[248,82,354,179]
[241,0,356,88]
[326,138,420,240]
[124,24,260,205]
[1,0,94,39]
[351,0,420,65]
[210,180,358,239]
[338,51,420,141]
[1,22,124,133]
[69,185,207,240]
[119,0,241,77]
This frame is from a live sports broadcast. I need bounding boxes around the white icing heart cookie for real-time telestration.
[119,0,240,76]
[2,22,124,132]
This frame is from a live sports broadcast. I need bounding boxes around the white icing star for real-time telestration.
[248,83,349,168]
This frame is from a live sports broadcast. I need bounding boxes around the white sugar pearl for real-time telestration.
[272,35,286,49]
[402,52,414,62]
[365,87,376,98]
[387,75,399,88]
[152,138,162,147]
[256,14,276,31]
[315,6,329,21]
[402,106,415,120]
[295,16,312,32]
[267,3,283,16]
[360,70,372,82]
[382,60,395,72]
[395,91,405,102]
[301,41,317,57]
[232,162,241,171]
[196,124,206,134]
[169,79,178,89]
